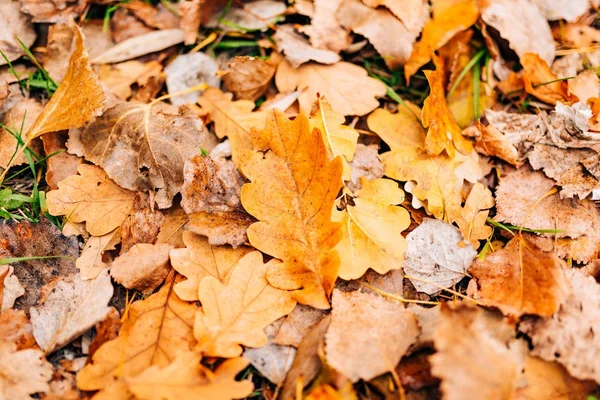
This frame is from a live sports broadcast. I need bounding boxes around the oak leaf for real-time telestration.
[110,243,174,294]
[472,123,520,166]
[76,229,118,280]
[310,96,359,162]
[0,341,53,400]
[240,110,343,308]
[335,179,410,280]
[127,353,254,400]
[195,251,296,357]
[170,231,252,301]
[453,183,494,247]
[273,24,341,68]
[299,0,350,53]
[522,53,577,105]
[46,164,135,236]
[1,265,25,310]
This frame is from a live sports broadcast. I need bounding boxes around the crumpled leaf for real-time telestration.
[0,265,25,310]
[275,60,386,116]
[0,341,53,400]
[470,236,568,317]
[325,289,419,382]
[404,219,477,295]
[346,143,385,192]
[0,1,37,66]
[46,164,135,236]
[92,29,185,64]
[127,353,254,400]
[110,243,173,294]
[170,231,252,301]
[240,110,343,309]
[120,193,166,253]
[194,251,296,357]
[186,210,255,248]
[165,52,221,106]
[0,309,36,350]
[41,131,82,190]
[30,270,113,354]
[298,0,350,53]
[274,24,341,68]
[453,183,494,247]
[80,102,211,208]
[530,0,589,22]
[156,206,188,248]
[472,123,520,166]
[310,96,359,162]
[362,0,428,37]
[222,56,276,101]
[519,268,600,383]
[522,53,577,105]
[98,60,164,101]
[274,304,328,347]
[76,229,118,280]
[77,273,197,395]
[206,0,286,32]
[0,98,43,169]
[335,179,410,280]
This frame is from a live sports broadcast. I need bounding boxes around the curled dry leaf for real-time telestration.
[522,53,577,105]
[472,123,520,166]
[240,110,343,309]
[453,183,494,247]
[325,289,419,382]
[0,99,43,169]
[222,56,276,101]
[110,243,174,294]
[30,270,113,354]
[165,52,220,106]
[274,24,341,68]
[274,304,328,347]
[127,353,254,400]
[98,60,163,101]
[120,193,165,253]
[0,309,36,350]
[46,164,135,236]
[275,60,386,116]
[0,341,53,400]
[299,0,350,53]
[404,219,477,295]
[194,251,296,357]
[0,1,37,65]
[363,0,428,37]
[92,29,185,64]
[1,265,25,310]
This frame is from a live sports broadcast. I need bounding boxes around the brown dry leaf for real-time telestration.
[470,236,568,317]
[110,243,173,294]
[186,211,255,248]
[120,193,165,253]
[170,231,251,301]
[76,273,197,395]
[110,7,153,43]
[46,164,135,236]
[554,24,600,48]
[0,1,37,65]
[240,110,343,309]
[92,29,185,64]
[569,70,600,104]
[165,52,220,106]
[88,307,121,359]
[310,96,359,162]
[0,341,53,400]
[30,270,113,354]
[453,183,494,247]
[222,56,276,101]
[363,0,428,37]
[205,0,285,32]
[194,251,296,357]
[41,131,82,190]
[43,23,75,83]
[179,0,201,44]
[299,0,350,53]
[335,179,410,280]
[520,268,600,383]
[124,0,179,30]
[273,24,341,68]
[98,60,163,101]
[404,0,479,81]
[338,0,415,70]
[0,309,36,350]
[522,53,577,105]
[421,54,473,157]
[274,304,328,347]
[1,265,24,310]
[156,205,188,248]
[530,0,589,22]
[20,0,79,23]
[80,102,211,208]
[275,60,386,116]
[0,98,43,169]
[430,305,527,400]
[346,143,385,192]
[472,123,520,166]
[325,289,419,382]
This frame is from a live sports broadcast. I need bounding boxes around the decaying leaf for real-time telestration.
[274,304,329,347]
[0,341,53,400]
[0,309,36,350]
[222,56,276,101]
[472,123,520,166]
[165,52,221,106]
[110,243,173,294]
[363,0,428,37]
[206,0,286,32]
[92,29,185,64]
[0,98,43,169]
[241,110,343,308]
[274,24,341,68]
[299,0,350,53]
[156,205,188,248]
[120,193,165,253]
[30,270,113,354]
[453,183,494,247]
[98,60,164,101]
[46,164,135,236]
[325,289,419,382]
[186,210,255,248]
[41,131,82,190]
[1,265,25,310]
[522,53,576,105]
[346,143,385,192]
[0,1,37,66]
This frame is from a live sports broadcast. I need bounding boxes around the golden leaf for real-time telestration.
[194,251,296,357]
[452,183,494,247]
[310,96,359,162]
[46,164,135,236]
[521,52,577,105]
[240,110,344,309]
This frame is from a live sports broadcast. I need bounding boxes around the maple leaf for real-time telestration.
[0,341,53,400]
[77,273,197,394]
[127,353,254,400]
[453,183,494,247]
[335,179,410,280]
[275,60,386,116]
[170,231,252,301]
[110,243,174,294]
[195,251,296,357]
[310,96,359,162]
[521,53,577,105]
[30,270,113,354]
[240,110,343,309]
[46,164,135,236]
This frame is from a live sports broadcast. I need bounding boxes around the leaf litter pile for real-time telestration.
[3,0,600,399]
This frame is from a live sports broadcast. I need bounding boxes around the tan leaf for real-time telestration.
[0,309,36,350]
[275,60,386,116]
[205,1,286,32]
[325,289,419,382]
[165,52,221,106]
[453,183,494,247]
[0,341,53,400]
[310,96,359,162]
[41,131,82,190]
[30,270,113,354]
[335,179,410,280]
[170,231,252,301]
[1,265,25,310]
[120,193,165,253]
[522,53,577,105]
[88,307,121,359]
[0,98,43,169]
[0,1,37,65]
[569,70,600,104]
[274,304,328,347]
[362,0,428,37]
[530,0,589,22]
[298,0,350,53]
[222,56,276,101]
[46,164,135,236]
[92,29,185,64]
[273,24,341,68]
[470,236,568,317]
[473,123,520,166]
[98,60,164,101]
[346,143,385,193]
[179,0,201,45]
[77,273,197,393]
[128,353,254,400]
[186,210,255,248]
[110,243,174,294]
[240,110,343,309]
[76,229,118,280]
[156,205,188,248]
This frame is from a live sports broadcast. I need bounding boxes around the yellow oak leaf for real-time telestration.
[127,353,254,400]
[310,96,359,162]
[240,110,344,309]
[452,183,494,247]
[335,179,410,280]
[46,164,135,236]
[194,251,296,357]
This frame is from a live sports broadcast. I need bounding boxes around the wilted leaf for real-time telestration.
[223,56,276,101]
[1,265,24,310]
[299,0,350,53]
[325,289,419,382]
[0,1,37,65]
[165,52,221,106]
[120,193,165,253]
[98,60,164,101]
[274,24,341,68]
[0,341,53,400]
[46,164,135,236]
[522,53,576,105]
[0,98,43,169]
[453,183,494,247]
[241,110,343,308]
[92,29,185,64]
[186,211,255,248]
[30,270,113,354]
[127,353,254,400]
[110,243,173,294]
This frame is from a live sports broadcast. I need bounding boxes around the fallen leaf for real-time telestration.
[222,56,276,101]
[179,0,202,44]
[195,251,296,357]
[30,270,113,354]
[0,309,37,350]
[0,341,53,399]
[205,0,286,32]
[407,304,440,347]
[124,0,179,30]
[46,164,135,236]
[41,131,82,190]
[98,60,163,101]
[127,353,254,400]
[110,243,173,294]
[522,53,577,105]
[165,52,220,106]
[240,110,343,308]
[346,143,385,192]
[404,218,477,295]
[186,210,255,248]
[274,304,328,347]
[325,289,419,382]
[310,96,359,162]
[170,231,252,301]
[554,23,600,48]
[1,265,25,310]
[20,0,78,22]
[92,29,185,64]
[453,183,494,247]
[335,179,410,280]
[363,0,428,37]
[298,0,350,53]
[110,7,153,43]
[156,205,188,248]
[275,60,386,116]
[569,70,600,104]
[530,0,589,22]
[120,193,165,253]
[0,98,43,169]
[0,0,37,65]
[88,307,121,359]
[274,24,341,68]
[472,123,520,166]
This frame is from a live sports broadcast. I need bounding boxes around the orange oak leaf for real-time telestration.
[521,53,577,105]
